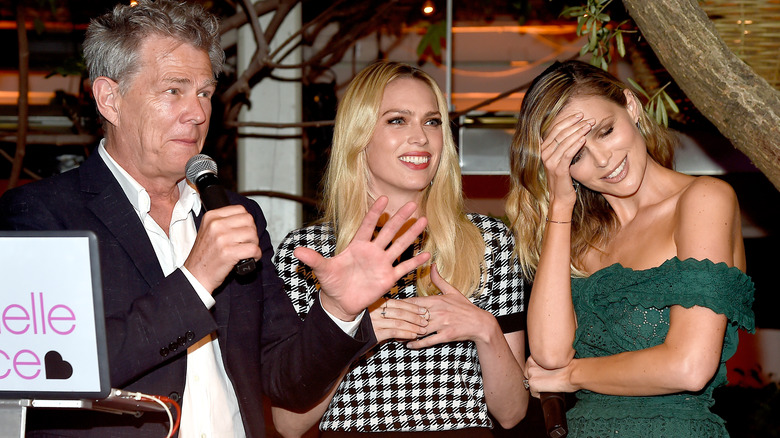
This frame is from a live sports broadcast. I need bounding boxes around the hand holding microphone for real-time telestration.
[525,356,569,438]
[185,154,257,278]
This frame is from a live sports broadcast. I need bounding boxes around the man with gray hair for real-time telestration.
[0,1,429,436]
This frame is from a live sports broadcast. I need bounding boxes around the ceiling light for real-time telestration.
[422,0,435,16]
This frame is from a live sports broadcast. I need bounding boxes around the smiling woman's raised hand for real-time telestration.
[294,196,431,321]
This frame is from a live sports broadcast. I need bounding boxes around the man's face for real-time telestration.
[110,35,216,185]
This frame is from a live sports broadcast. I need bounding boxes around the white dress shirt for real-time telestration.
[98,142,244,438]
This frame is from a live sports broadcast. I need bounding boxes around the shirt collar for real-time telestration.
[97,139,203,220]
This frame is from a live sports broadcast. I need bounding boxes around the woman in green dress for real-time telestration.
[506,60,755,436]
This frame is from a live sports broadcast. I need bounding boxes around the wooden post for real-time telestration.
[9,2,30,190]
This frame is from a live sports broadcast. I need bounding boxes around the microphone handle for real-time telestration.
[540,392,568,438]
[198,183,257,276]
[199,183,231,210]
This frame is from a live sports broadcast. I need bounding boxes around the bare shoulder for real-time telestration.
[674,176,742,265]
[680,175,736,198]
[677,176,738,215]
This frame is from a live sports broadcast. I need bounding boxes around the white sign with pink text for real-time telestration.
[0,232,109,399]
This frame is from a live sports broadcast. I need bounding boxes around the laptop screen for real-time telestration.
[0,230,110,399]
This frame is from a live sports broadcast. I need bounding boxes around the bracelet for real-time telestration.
[546,216,572,224]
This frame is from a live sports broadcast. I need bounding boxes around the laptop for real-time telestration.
[0,229,174,438]
[0,230,110,400]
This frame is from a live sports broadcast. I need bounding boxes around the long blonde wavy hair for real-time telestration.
[322,61,485,297]
[506,61,677,279]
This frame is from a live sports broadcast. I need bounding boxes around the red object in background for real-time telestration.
[726,330,776,388]
[462,174,510,199]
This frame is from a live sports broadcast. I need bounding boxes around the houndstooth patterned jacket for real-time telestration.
[273,213,525,432]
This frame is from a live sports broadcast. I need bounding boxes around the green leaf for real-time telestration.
[598,0,614,13]
[33,18,46,34]
[616,31,625,57]
[627,78,650,99]
[661,103,668,126]
[561,6,584,18]
[586,34,597,52]
[654,99,663,124]
[431,36,441,55]
[416,20,446,57]
[663,91,680,113]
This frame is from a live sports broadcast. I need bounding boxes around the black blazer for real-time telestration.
[0,152,376,437]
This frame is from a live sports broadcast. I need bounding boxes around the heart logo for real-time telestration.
[44,351,73,380]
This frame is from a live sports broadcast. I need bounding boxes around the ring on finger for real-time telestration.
[381,298,388,317]
[423,308,430,321]
[554,138,561,146]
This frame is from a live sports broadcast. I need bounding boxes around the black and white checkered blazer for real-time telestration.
[273,213,525,432]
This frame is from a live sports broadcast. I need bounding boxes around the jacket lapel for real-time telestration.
[80,153,165,287]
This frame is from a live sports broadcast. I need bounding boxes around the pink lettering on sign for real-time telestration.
[0,292,80,381]
[0,350,9,379]
[0,349,42,380]
[2,304,29,334]
[14,349,41,380]
[0,292,76,335]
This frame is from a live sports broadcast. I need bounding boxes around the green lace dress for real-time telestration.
[567,257,755,437]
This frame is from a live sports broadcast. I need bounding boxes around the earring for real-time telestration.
[573,180,580,192]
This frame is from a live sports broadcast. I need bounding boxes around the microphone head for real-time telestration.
[185,154,218,185]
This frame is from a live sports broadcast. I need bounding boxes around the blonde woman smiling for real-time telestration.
[272,61,529,436]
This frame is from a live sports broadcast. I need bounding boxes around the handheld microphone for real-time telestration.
[540,392,568,438]
[185,153,256,275]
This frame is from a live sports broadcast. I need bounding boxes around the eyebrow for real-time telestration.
[591,116,614,134]
[163,77,191,85]
[381,109,441,117]
[163,77,218,88]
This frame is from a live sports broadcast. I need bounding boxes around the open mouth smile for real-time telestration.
[399,155,430,165]
[603,157,627,180]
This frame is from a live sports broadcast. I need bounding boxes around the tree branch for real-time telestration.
[10,2,29,190]
[622,0,780,190]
